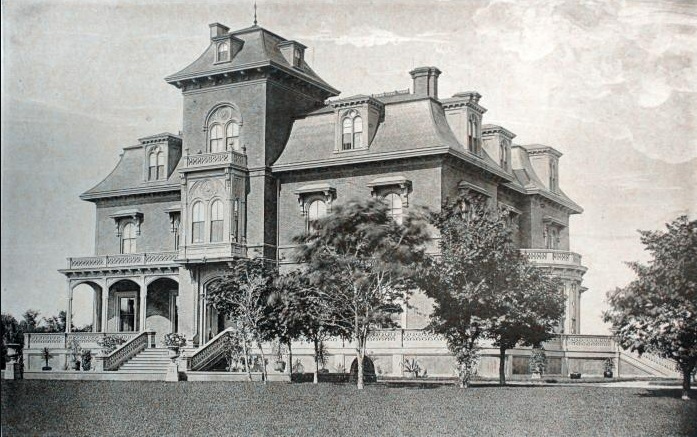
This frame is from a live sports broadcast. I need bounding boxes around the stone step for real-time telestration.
[120,365,169,371]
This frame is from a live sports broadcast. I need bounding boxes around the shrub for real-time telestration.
[97,335,126,354]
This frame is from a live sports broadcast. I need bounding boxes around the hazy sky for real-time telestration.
[2,0,695,332]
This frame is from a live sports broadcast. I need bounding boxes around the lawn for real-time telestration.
[2,380,695,436]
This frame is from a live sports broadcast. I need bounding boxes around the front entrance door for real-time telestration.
[119,297,136,332]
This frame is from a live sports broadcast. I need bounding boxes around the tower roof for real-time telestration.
[165,25,339,96]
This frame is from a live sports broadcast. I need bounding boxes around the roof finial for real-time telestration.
[254,1,258,26]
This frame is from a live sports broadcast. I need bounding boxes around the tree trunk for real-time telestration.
[356,340,365,390]
[287,340,293,377]
[241,337,252,382]
[681,362,694,400]
[499,346,506,386]
[256,339,268,385]
[313,337,319,384]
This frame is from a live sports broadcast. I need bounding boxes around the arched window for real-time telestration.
[192,202,204,243]
[217,42,229,62]
[226,122,240,151]
[207,106,241,153]
[550,160,558,191]
[210,200,224,242]
[121,223,137,254]
[341,110,363,150]
[209,124,224,153]
[148,152,158,180]
[307,199,327,231]
[384,193,403,225]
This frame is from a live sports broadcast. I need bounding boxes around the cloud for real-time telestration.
[299,26,451,48]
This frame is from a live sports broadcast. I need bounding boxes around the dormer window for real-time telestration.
[550,160,558,192]
[468,116,479,153]
[342,110,363,150]
[148,149,165,180]
[217,42,230,62]
[293,48,301,67]
[500,139,510,170]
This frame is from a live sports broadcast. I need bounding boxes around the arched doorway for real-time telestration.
[108,279,141,332]
[147,278,179,345]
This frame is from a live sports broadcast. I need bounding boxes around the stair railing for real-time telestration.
[101,331,156,371]
[187,327,235,371]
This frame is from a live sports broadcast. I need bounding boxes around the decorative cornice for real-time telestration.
[523,144,563,158]
[329,95,384,111]
[482,124,516,139]
[81,185,180,202]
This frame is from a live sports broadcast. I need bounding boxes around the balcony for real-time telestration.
[177,242,247,262]
[520,249,585,270]
[65,251,179,270]
[181,150,247,171]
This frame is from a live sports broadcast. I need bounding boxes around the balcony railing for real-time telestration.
[520,249,584,268]
[178,242,247,261]
[183,150,246,169]
[24,332,139,349]
[66,251,178,270]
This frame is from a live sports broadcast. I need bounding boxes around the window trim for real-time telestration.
[191,201,205,244]
[216,41,230,62]
[340,110,363,151]
[209,199,224,243]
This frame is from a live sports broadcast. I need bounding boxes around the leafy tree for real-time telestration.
[207,258,278,384]
[486,262,564,385]
[19,309,42,333]
[43,311,67,333]
[419,194,563,386]
[293,198,429,389]
[274,270,351,383]
[604,216,697,400]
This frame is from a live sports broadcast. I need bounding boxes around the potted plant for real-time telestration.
[41,347,52,371]
[81,349,92,371]
[96,335,126,355]
[570,372,582,379]
[293,358,304,375]
[67,338,81,371]
[529,347,546,379]
[401,358,422,378]
[603,358,614,378]
[163,333,187,360]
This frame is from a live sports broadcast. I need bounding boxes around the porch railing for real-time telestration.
[24,332,139,349]
[188,327,235,371]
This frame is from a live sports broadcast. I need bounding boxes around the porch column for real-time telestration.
[102,285,109,332]
[139,281,147,332]
[92,288,99,332]
[65,283,73,333]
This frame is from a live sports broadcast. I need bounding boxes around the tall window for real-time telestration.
[209,124,224,153]
[192,202,204,243]
[156,152,165,179]
[500,140,508,169]
[148,152,158,180]
[384,193,403,225]
[468,116,478,152]
[210,200,224,242]
[217,42,229,62]
[121,223,137,254]
[545,226,559,250]
[307,199,327,230]
[226,122,240,151]
[550,160,558,191]
[293,48,301,67]
[341,110,363,150]
[119,297,136,332]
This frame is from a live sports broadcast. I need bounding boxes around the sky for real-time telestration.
[1,0,696,332]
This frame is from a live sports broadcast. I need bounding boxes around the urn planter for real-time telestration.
[273,361,286,372]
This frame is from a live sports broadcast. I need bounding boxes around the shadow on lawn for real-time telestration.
[636,388,695,399]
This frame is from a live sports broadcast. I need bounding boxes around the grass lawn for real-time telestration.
[2,380,695,436]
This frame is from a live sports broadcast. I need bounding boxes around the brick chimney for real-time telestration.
[409,66,441,99]
[209,23,230,39]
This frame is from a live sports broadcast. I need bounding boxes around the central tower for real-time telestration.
[166,23,339,261]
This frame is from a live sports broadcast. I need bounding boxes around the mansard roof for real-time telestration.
[81,139,181,201]
[165,25,339,96]
[509,145,583,213]
[272,96,512,181]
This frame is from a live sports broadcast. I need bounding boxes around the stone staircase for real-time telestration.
[118,348,171,376]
